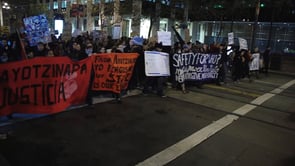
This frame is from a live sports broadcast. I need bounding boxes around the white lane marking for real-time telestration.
[135,115,239,166]
[280,80,295,89]
[136,79,295,166]
[250,93,275,105]
[271,79,295,94]
[233,104,256,116]
[271,88,283,94]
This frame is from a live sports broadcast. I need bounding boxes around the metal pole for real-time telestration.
[251,0,260,51]
[0,0,3,26]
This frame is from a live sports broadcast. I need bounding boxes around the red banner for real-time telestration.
[0,57,92,116]
[91,53,138,93]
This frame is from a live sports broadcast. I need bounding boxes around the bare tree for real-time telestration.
[131,0,142,36]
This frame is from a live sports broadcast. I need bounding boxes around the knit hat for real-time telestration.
[131,36,143,46]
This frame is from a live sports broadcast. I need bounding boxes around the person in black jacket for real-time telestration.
[216,44,228,85]
[69,41,88,61]
[142,42,167,97]
[128,36,145,90]
[33,42,48,57]
[263,47,271,75]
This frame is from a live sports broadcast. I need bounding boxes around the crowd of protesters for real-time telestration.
[0,32,272,100]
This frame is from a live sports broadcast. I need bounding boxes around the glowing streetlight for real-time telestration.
[2,2,10,9]
[0,1,10,26]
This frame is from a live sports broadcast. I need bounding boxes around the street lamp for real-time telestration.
[2,2,10,9]
[0,0,11,26]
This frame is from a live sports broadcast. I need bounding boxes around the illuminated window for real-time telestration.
[54,20,64,38]
[161,0,170,5]
[53,1,58,9]
[61,1,67,8]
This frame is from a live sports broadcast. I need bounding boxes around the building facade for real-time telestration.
[3,0,294,52]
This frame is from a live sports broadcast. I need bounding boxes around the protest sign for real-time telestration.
[23,14,51,46]
[238,38,248,50]
[0,57,92,116]
[157,31,171,46]
[228,32,234,45]
[91,53,138,93]
[112,25,121,39]
[172,53,221,83]
[144,51,170,76]
[249,53,260,71]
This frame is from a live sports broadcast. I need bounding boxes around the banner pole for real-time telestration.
[16,29,28,60]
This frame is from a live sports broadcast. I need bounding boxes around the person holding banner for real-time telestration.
[33,42,49,57]
[128,36,145,90]
[171,42,189,93]
[216,44,228,85]
[250,47,260,79]
[142,42,167,97]
[69,41,88,61]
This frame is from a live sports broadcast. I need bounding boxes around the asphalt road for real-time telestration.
[0,72,294,166]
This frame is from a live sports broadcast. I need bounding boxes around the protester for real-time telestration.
[85,43,94,56]
[263,47,271,76]
[251,47,260,79]
[142,42,167,97]
[171,42,189,93]
[69,41,88,61]
[241,49,252,82]
[216,44,228,85]
[128,36,145,90]
[33,42,48,57]
[232,49,243,83]
[0,43,11,63]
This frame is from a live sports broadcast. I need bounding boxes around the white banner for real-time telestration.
[157,31,171,46]
[249,53,260,71]
[144,51,170,76]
